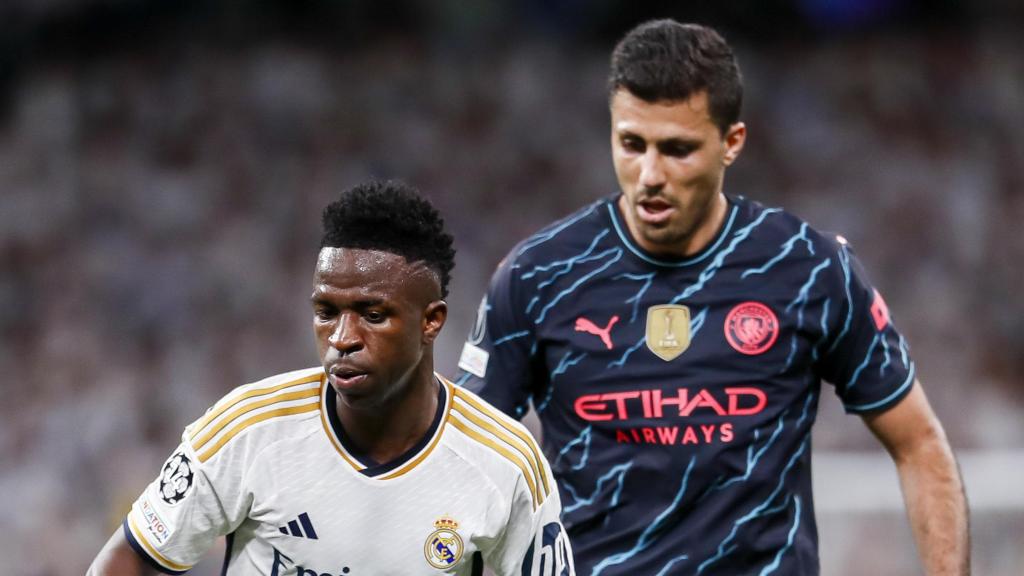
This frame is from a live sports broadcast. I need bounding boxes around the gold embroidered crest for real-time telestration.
[646,304,690,361]
[424,516,464,569]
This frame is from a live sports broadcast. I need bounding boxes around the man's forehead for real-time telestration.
[316,246,402,271]
[611,89,712,130]
[314,247,440,293]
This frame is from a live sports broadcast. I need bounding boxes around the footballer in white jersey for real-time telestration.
[124,367,573,575]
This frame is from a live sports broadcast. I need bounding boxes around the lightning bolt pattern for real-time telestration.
[493,330,530,346]
[811,298,831,362]
[521,230,611,288]
[845,333,881,392]
[741,223,813,279]
[703,412,788,496]
[825,244,854,356]
[655,555,691,576]
[536,352,586,413]
[671,209,781,305]
[783,258,832,372]
[690,306,709,338]
[514,203,600,260]
[563,461,633,514]
[614,272,656,323]
[759,496,802,576]
[534,248,624,324]
[554,425,592,471]
[697,436,810,574]
[608,337,645,369]
[591,456,697,576]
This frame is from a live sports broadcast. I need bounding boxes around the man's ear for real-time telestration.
[723,122,746,166]
[422,300,448,344]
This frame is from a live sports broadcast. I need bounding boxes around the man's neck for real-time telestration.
[336,370,440,464]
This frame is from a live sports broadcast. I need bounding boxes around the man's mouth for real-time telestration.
[329,367,369,389]
[637,197,675,224]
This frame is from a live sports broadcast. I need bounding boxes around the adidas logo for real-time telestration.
[278,512,318,540]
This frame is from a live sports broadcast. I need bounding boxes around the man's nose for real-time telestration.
[328,314,363,353]
[639,149,666,189]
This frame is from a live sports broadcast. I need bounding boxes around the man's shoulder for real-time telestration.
[505,196,614,267]
[733,195,849,254]
[442,380,552,505]
[182,367,325,465]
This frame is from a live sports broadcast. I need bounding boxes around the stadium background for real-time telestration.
[1,0,1022,573]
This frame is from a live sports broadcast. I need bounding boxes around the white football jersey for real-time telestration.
[124,367,573,575]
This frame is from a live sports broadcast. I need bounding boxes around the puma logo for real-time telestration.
[575,315,620,350]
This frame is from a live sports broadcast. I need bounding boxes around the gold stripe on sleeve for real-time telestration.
[197,402,320,463]
[452,388,551,495]
[449,415,540,509]
[127,514,192,572]
[191,388,320,452]
[450,401,547,502]
[189,372,322,442]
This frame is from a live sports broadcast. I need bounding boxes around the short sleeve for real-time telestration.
[456,255,543,419]
[485,460,575,576]
[816,238,916,413]
[123,428,249,573]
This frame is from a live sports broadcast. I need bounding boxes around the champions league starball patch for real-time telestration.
[424,516,464,569]
[725,302,779,355]
[158,450,195,505]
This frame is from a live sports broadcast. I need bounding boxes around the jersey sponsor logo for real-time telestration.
[615,423,734,445]
[724,301,779,355]
[158,450,195,505]
[278,512,319,540]
[574,314,620,350]
[574,386,766,446]
[521,521,573,576]
[139,496,172,545]
[645,304,690,360]
[424,516,464,569]
[269,547,352,576]
[574,387,767,421]
[870,288,890,331]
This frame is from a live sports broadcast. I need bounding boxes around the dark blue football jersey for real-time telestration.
[455,194,915,575]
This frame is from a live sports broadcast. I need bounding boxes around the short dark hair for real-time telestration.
[320,180,456,299]
[608,19,743,135]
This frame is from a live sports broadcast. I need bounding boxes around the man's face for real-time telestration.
[610,89,745,258]
[311,248,446,411]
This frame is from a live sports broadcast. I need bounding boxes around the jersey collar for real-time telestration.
[319,374,452,479]
[607,194,739,267]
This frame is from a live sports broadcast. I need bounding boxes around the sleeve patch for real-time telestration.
[870,289,890,331]
[458,342,489,378]
[138,496,173,545]
[158,450,196,505]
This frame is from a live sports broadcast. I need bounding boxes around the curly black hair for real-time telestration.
[320,180,456,298]
[608,20,743,135]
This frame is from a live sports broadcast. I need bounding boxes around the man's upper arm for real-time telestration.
[861,379,948,457]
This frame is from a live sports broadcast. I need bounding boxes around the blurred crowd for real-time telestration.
[1,6,1023,574]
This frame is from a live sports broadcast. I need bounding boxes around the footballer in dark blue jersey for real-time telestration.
[456,19,968,576]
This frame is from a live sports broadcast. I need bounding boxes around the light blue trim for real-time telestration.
[844,363,916,413]
[606,201,738,267]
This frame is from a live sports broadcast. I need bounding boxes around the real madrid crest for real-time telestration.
[646,304,690,361]
[424,516,464,569]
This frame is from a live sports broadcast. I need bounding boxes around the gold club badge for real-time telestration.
[424,516,464,569]
[646,304,691,361]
